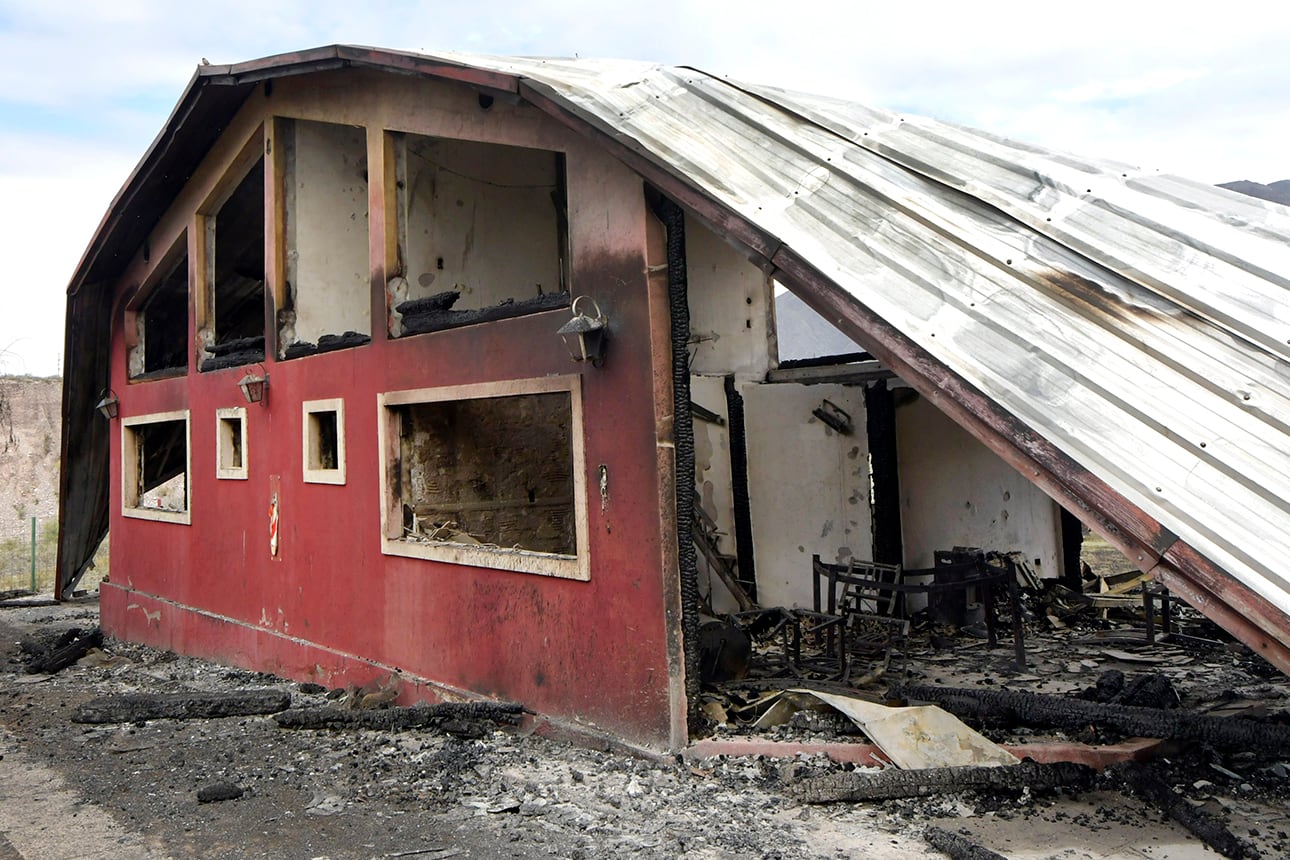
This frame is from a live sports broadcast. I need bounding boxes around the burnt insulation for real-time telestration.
[723,375,757,600]
[650,191,702,725]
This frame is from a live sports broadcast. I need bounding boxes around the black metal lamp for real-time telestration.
[237,366,269,405]
[95,389,119,420]
[558,296,608,366]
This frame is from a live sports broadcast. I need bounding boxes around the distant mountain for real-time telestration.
[1218,179,1290,206]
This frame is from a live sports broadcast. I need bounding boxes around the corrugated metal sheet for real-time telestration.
[62,47,1290,664]
[446,53,1290,623]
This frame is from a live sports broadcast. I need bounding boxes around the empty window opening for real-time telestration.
[129,245,189,379]
[280,119,372,360]
[202,158,265,371]
[303,398,346,484]
[122,411,190,524]
[216,407,248,480]
[379,378,588,580]
[389,134,569,337]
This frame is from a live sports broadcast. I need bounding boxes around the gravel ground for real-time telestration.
[2,599,1288,860]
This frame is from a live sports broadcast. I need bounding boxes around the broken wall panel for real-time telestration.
[684,215,774,379]
[282,119,372,353]
[691,374,742,613]
[392,133,565,331]
[897,394,1062,576]
[743,381,872,608]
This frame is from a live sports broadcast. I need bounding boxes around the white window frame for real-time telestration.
[302,397,346,485]
[121,409,192,525]
[377,375,589,581]
[215,406,248,480]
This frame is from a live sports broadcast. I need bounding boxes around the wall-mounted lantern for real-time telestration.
[95,389,120,420]
[558,296,608,366]
[238,366,269,405]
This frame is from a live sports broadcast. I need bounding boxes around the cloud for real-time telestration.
[1,0,1287,374]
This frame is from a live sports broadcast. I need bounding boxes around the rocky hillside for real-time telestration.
[0,376,61,538]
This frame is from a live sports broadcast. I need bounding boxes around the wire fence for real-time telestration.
[0,517,108,596]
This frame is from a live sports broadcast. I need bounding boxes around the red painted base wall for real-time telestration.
[103,275,681,750]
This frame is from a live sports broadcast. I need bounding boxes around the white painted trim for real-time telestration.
[215,407,249,480]
[302,397,347,485]
[377,375,590,581]
[121,409,192,525]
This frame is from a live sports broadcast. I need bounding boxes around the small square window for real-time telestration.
[122,410,191,524]
[303,398,345,484]
[216,407,248,480]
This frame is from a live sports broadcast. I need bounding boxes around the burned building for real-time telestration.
[58,47,1290,752]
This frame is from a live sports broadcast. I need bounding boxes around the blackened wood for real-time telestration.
[273,701,525,731]
[73,689,291,723]
[25,628,103,675]
[923,826,1009,860]
[791,761,1094,803]
[1116,763,1258,859]
[865,379,903,567]
[895,683,1290,753]
[196,782,245,803]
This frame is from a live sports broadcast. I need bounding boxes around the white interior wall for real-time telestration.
[685,217,773,379]
[403,136,562,310]
[896,395,1062,576]
[288,120,371,344]
[691,374,742,614]
[743,382,872,609]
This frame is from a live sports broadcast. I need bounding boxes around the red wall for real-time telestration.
[101,245,681,749]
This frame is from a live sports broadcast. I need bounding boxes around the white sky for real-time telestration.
[1,0,1286,377]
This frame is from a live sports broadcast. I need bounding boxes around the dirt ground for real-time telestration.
[2,598,1288,860]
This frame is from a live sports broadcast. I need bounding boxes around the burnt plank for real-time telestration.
[791,761,1094,804]
[73,689,291,723]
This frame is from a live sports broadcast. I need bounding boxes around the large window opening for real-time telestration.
[202,158,266,371]
[122,411,190,524]
[129,242,189,379]
[379,377,588,579]
[280,120,372,359]
[390,134,569,336]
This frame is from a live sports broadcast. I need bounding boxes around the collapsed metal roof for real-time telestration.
[60,46,1290,672]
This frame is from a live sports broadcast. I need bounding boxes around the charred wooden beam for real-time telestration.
[1116,763,1259,859]
[923,826,1009,860]
[894,683,1290,754]
[790,761,1094,804]
[273,701,526,733]
[73,689,291,723]
[25,628,103,675]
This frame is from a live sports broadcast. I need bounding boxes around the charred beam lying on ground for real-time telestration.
[923,826,1009,860]
[273,701,527,734]
[1115,763,1260,859]
[789,761,1094,804]
[893,683,1290,753]
[72,689,291,723]
[24,627,103,675]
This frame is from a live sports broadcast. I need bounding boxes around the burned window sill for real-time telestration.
[282,332,372,360]
[128,367,188,383]
[395,291,570,337]
[122,505,191,525]
[200,337,266,373]
[381,534,587,581]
